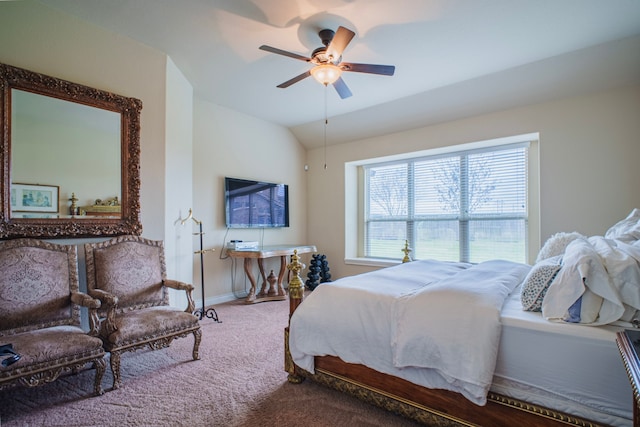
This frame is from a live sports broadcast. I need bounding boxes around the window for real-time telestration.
[362,141,530,264]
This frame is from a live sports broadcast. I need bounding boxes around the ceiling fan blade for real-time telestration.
[341,62,395,76]
[326,26,355,62]
[332,77,352,99]
[277,71,311,88]
[259,45,310,62]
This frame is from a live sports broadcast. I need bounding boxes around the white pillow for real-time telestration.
[605,208,640,243]
[536,231,585,263]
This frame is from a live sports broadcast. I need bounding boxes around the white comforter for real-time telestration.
[289,259,530,405]
[543,236,640,325]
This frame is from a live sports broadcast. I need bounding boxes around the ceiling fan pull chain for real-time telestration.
[324,85,328,170]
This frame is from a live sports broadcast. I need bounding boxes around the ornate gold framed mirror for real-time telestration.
[0,62,142,239]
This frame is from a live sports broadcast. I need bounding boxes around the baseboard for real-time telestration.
[202,292,239,307]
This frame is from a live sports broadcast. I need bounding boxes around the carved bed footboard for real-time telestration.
[284,251,609,427]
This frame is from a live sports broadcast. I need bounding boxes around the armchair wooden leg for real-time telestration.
[94,357,106,395]
[192,329,202,360]
[110,351,122,390]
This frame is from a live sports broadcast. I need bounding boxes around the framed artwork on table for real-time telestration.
[11,183,59,213]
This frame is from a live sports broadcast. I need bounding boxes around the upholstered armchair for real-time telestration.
[84,235,201,390]
[0,239,106,396]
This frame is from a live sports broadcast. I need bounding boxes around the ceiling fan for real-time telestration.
[259,26,395,99]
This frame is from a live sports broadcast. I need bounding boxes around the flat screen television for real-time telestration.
[224,177,289,228]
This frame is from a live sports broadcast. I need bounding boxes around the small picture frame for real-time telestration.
[11,183,59,213]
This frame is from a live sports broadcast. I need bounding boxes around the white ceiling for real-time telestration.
[38,0,640,148]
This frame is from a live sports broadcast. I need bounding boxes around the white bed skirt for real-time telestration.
[495,292,632,427]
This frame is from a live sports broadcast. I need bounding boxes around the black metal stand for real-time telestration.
[182,209,220,322]
[193,222,220,322]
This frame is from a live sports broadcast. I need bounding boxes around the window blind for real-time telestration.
[363,142,529,263]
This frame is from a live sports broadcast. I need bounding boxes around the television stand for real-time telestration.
[226,245,316,304]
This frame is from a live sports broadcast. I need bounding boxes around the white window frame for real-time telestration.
[344,133,540,267]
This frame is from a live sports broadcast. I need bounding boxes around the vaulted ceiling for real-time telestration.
[39,0,640,148]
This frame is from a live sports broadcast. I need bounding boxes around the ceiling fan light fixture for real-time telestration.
[310,64,342,85]
[261,26,392,98]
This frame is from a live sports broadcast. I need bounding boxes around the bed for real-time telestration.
[284,210,640,427]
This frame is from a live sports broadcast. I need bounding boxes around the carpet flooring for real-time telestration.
[0,297,421,427]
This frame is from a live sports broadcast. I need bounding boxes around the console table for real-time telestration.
[616,329,640,427]
[226,245,316,304]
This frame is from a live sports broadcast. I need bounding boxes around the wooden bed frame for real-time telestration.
[284,251,613,427]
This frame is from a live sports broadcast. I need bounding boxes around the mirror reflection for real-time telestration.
[11,89,122,219]
[0,61,142,239]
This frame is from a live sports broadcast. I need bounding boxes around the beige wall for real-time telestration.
[193,99,309,304]
[164,58,194,308]
[307,85,640,280]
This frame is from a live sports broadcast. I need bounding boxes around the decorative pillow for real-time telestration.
[521,256,562,312]
[605,208,640,243]
[535,232,585,263]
